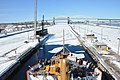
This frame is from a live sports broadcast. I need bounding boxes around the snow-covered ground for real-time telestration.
[46,23,80,46]
[0,30,35,56]
[0,59,17,76]
[0,28,42,78]
[71,24,120,54]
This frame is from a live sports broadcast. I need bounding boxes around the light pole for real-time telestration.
[101,28,103,41]
[34,0,37,39]
[79,25,80,33]
[53,17,55,25]
[118,38,120,55]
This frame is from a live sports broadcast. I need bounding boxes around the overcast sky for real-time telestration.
[0,0,120,23]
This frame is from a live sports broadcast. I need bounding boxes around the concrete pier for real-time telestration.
[0,29,48,80]
[70,24,120,80]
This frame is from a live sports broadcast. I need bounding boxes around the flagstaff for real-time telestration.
[34,0,37,39]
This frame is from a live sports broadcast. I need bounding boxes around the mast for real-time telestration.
[63,29,65,52]
[42,15,44,31]
[34,0,37,39]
